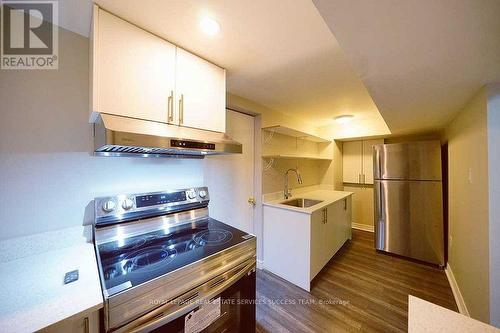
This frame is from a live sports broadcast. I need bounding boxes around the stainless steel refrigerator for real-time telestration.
[373,141,444,266]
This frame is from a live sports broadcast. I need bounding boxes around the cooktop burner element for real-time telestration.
[97,218,249,294]
[194,229,233,246]
[123,246,177,272]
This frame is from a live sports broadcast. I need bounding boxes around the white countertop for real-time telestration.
[263,189,353,214]
[0,226,103,333]
[408,295,499,332]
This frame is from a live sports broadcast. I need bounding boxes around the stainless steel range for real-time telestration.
[93,187,256,332]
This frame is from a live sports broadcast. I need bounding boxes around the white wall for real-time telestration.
[261,132,333,194]
[487,83,500,326]
[444,87,490,323]
[0,27,203,240]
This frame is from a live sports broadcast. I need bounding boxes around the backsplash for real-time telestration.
[0,152,203,240]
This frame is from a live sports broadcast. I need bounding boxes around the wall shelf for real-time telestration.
[262,125,330,143]
[262,154,332,161]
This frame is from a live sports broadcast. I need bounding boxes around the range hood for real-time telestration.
[93,114,242,158]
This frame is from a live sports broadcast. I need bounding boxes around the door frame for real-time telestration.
[227,107,263,265]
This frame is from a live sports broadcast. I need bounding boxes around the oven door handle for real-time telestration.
[118,259,256,333]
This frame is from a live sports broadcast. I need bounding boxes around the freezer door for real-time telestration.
[373,141,442,181]
[374,180,444,265]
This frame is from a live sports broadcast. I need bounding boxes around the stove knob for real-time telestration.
[187,190,196,199]
[199,190,207,198]
[122,198,134,210]
[102,200,116,213]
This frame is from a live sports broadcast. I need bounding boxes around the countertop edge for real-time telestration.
[408,295,500,332]
[263,190,353,215]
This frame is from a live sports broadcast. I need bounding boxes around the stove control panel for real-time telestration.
[94,187,210,225]
[137,191,187,208]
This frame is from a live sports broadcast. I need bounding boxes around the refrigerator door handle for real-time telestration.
[375,181,385,251]
[375,182,383,220]
[377,149,382,179]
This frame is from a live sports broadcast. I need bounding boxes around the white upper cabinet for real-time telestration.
[342,141,363,183]
[362,139,382,184]
[91,6,176,123]
[176,48,226,133]
[343,139,383,184]
[90,5,226,133]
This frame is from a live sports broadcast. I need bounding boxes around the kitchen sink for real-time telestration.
[281,198,323,208]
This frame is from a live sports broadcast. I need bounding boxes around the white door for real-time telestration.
[362,139,383,184]
[342,141,363,183]
[203,110,255,233]
[176,48,226,132]
[94,8,176,123]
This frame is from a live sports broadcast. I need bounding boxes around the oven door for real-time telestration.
[116,258,256,333]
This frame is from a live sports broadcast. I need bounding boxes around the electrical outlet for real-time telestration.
[64,269,79,284]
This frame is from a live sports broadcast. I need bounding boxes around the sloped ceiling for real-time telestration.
[313,0,500,135]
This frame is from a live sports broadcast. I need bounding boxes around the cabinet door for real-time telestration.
[310,209,326,280]
[40,310,99,333]
[343,141,363,183]
[93,7,176,123]
[344,185,374,228]
[176,48,226,132]
[326,201,346,257]
[362,139,384,184]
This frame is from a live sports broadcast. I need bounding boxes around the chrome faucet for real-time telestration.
[284,168,303,199]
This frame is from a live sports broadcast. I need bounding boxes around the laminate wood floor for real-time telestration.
[256,229,457,333]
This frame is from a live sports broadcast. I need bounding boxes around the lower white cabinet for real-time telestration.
[39,309,100,333]
[263,195,352,291]
[344,185,374,229]
[311,197,352,279]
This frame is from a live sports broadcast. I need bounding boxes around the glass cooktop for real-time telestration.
[97,218,251,295]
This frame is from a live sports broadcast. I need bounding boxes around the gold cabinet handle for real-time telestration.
[167,90,174,122]
[179,94,184,125]
[248,197,256,205]
[84,317,89,333]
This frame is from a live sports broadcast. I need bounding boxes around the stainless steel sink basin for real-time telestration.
[281,198,323,208]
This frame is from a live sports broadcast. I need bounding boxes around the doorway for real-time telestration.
[203,110,256,234]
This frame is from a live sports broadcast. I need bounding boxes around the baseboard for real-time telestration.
[256,259,264,270]
[352,223,374,233]
[445,264,470,316]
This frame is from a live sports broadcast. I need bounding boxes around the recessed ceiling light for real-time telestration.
[335,115,354,125]
[200,17,220,36]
